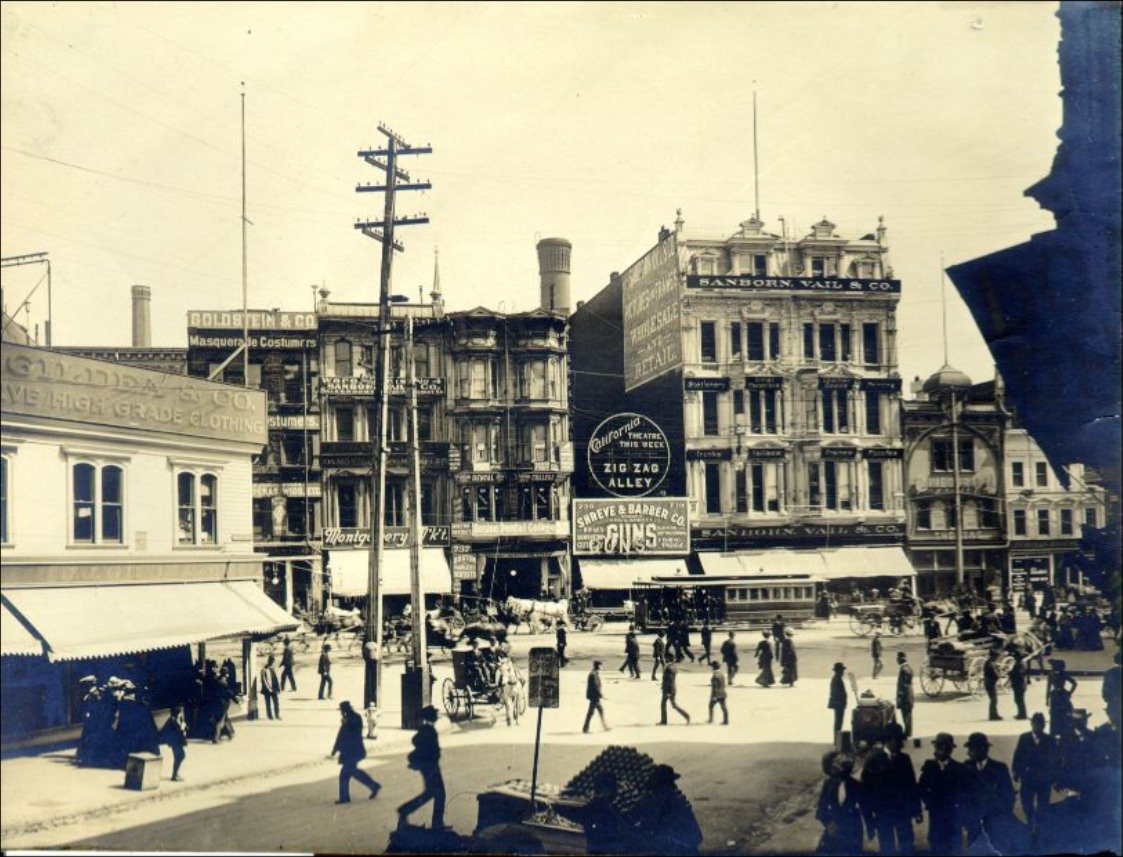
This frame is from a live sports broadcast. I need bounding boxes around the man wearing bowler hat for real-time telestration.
[1012,712,1056,837]
[961,731,1015,846]
[861,721,922,855]
[583,660,608,733]
[329,701,381,803]
[398,705,446,830]
[983,647,1003,721]
[918,732,966,855]
[896,651,915,738]
[828,662,848,739]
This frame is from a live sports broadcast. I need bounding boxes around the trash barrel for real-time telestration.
[124,752,162,791]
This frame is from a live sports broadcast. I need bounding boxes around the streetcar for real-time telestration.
[631,573,821,631]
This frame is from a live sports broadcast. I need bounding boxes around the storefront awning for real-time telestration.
[696,549,828,579]
[1,581,298,663]
[1,601,44,656]
[328,548,452,597]
[578,558,690,590]
[818,547,916,579]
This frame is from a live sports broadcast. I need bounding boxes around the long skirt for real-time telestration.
[756,661,775,687]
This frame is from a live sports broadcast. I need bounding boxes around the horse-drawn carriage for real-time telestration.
[503,597,569,634]
[441,645,527,722]
[848,597,921,637]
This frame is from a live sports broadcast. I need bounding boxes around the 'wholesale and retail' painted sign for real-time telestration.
[622,235,682,391]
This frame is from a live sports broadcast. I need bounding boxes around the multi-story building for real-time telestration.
[316,295,454,609]
[1004,427,1111,594]
[446,304,573,600]
[185,308,323,614]
[902,371,1009,598]
[571,214,912,595]
[1,342,293,743]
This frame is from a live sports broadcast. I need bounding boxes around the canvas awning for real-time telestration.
[1,580,297,663]
[328,548,452,597]
[696,549,828,579]
[818,547,916,580]
[1,600,44,657]
[578,558,690,590]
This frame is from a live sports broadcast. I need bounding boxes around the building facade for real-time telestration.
[571,214,912,595]
[185,309,323,614]
[1,342,292,743]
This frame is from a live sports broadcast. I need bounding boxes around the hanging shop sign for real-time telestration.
[861,447,904,459]
[319,377,446,397]
[686,275,901,294]
[622,234,683,392]
[686,448,733,461]
[747,446,787,460]
[572,498,689,556]
[188,332,318,350]
[821,446,858,460]
[252,482,322,499]
[268,414,321,430]
[818,376,858,390]
[587,412,671,497]
[745,376,785,390]
[320,526,451,548]
[859,378,902,393]
[1010,557,1051,591]
[684,377,730,392]
[693,521,906,549]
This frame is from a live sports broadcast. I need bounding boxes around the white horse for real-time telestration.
[504,597,569,634]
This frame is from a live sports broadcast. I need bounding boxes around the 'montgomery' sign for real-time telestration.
[2,342,267,445]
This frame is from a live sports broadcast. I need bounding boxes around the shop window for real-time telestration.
[176,471,218,545]
[1013,508,1026,536]
[71,461,125,544]
[286,498,308,537]
[519,483,553,521]
[1037,509,1050,536]
[475,485,494,521]
[704,462,722,514]
[1035,462,1048,487]
[702,392,720,436]
[700,322,717,362]
[1060,508,1073,535]
[1011,461,1024,487]
[337,483,358,528]
[335,340,353,378]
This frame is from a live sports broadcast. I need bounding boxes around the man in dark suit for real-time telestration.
[896,652,915,738]
[330,700,380,803]
[961,732,1016,846]
[555,622,568,667]
[280,636,297,692]
[918,732,965,855]
[658,661,690,725]
[860,722,921,855]
[1012,712,1055,835]
[828,662,848,739]
[621,627,641,678]
[1008,649,1028,720]
[583,660,608,733]
[317,643,333,700]
[984,648,1003,721]
[259,655,282,720]
[771,613,785,642]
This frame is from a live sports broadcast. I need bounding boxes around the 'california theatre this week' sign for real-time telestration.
[573,498,690,556]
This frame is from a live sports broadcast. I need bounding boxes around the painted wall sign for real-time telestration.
[862,447,904,459]
[527,647,560,708]
[572,498,689,556]
[686,448,733,461]
[319,376,446,397]
[684,377,730,392]
[188,332,318,350]
[745,376,785,390]
[1,342,267,444]
[451,546,478,580]
[693,520,906,548]
[268,414,321,430]
[687,275,901,294]
[859,378,903,393]
[187,310,317,330]
[587,412,670,497]
[320,526,450,548]
[252,482,322,498]
[622,235,682,392]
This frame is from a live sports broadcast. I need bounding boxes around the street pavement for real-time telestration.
[1,613,1114,853]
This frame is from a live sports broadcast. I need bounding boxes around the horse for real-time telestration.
[503,597,569,634]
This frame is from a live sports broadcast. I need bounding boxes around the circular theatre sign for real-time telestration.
[587,412,670,498]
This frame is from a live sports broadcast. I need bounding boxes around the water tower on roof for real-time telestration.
[536,237,571,315]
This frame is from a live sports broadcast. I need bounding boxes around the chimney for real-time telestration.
[536,237,571,314]
[131,285,151,347]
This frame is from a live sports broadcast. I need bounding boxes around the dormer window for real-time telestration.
[695,254,718,276]
[810,257,826,277]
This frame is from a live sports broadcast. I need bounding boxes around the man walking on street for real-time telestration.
[330,700,381,804]
[318,643,334,700]
[260,655,282,720]
[984,648,1003,721]
[918,733,966,855]
[658,661,690,725]
[871,630,883,679]
[708,661,729,725]
[1012,712,1055,837]
[398,705,445,830]
[896,651,915,738]
[700,621,713,664]
[861,722,921,855]
[961,732,1016,848]
[621,626,641,679]
[1009,649,1028,720]
[583,660,608,733]
[280,636,297,692]
[829,662,848,739]
[720,631,739,685]
[556,622,568,668]
[157,706,188,782]
[651,631,667,681]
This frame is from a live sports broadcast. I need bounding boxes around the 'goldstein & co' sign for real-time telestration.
[587,413,670,497]
[573,498,689,555]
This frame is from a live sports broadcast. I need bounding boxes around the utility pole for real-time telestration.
[355,124,431,715]
[406,316,430,705]
[1,252,51,345]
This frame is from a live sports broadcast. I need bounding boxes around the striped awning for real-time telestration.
[2,580,297,663]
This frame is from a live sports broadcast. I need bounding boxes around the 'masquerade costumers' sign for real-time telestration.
[687,275,901,294]
[1,342,267,445]
[587,412,670,498]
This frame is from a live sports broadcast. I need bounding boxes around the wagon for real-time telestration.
[441,648,527,722]
[919,635,1013,698]
[848,600,920,637]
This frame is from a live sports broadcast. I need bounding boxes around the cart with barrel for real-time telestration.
[919,634,1014,698]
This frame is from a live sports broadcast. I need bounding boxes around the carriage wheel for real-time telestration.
[587,615,605,633]
[849,613,868,636]
[442,679,460,719]
[968,675,986,699]
[861,616,881,637]
[463,693,475,721]
[920,665,945,697]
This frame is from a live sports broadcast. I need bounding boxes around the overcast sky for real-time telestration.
[1,1,1062,386]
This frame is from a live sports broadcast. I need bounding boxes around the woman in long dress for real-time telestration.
[780,628,799,687]
[754,630,775,687]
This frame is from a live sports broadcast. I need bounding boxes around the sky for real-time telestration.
[1,1,1062,386]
